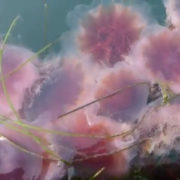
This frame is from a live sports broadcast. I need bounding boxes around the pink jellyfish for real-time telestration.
[0,44,39,118]
[133,29,180,93]
[48,110,133,178]
[0,122,66,179]
[164,0,180,29]
[0,125,43,180]
[22,58,92,122]
[77,4,145,66]
[138,96,180,156]
[95,63,149,122]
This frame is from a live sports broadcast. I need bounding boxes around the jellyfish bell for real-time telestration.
[0,44,39,118]
[0,124,43,180]
[0,121,66,180]
[131,28,180,94]
[22,59,83,122]
[47,109,134,178]
[43,161,66,180]
[138,96,180,157]
[164,0,180,29]
[94,63,149,122]
[0,140,41,180]
[77,3,146,67]
[22,57,96,123]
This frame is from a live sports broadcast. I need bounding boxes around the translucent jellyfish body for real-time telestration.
[0,123,66,180]
[22,59,91,122]
[0,125,43,180]
[77,3,145,66]
[138,97,180,156]
[95,64,149,122]
[0,44,39,118]
[164,0,180,29]
[48,110,133,178]
[132,29,180,94]
[43,162,66,180]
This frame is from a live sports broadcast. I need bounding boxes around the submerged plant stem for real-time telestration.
[57,82,150,119]
[0,16,21,121]
[43,0,48,46]
[90,167,105,180]
[74,139,147,162]
[5,38,59,79]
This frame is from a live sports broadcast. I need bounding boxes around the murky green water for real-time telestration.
[0,0,166,51]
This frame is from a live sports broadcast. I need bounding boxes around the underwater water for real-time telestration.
[0,0,165,51]
[1,0,180,180]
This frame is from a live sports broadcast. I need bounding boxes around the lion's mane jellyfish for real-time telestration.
[138,97,180,157]
[95,63,149,122]
[22,58,91,122]
[164,0,180,29]
[0,125,43,179]
[133,29,180,93]
[0,44,39,118]
[77,3,145,67]
[0,122,66,180]
[48,110,134,178]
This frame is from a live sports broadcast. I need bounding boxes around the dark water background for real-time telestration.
[0,0,166,52]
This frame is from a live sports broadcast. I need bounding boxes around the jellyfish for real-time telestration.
[43,161,66,180]
[164,0,180,29]
[0,120,67,180]
[138,96,180,156]
[22,58,92,123]
[0,44,39,118]
[95,63,149,122]
[132,29,180,93]
[48,110,133,178]
[77,3,145,67]
[0,125,43,179]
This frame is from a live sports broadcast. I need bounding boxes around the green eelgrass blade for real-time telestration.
[57,82,150,119]
[0,16,20,49]
[5,38,59,79]
[158,81,176,105]
[0,16,21,121]
[0,133,44,159]
[43,0,48,45]
[0,132,71,162]
[74,139,147,162]
[90,167,105,180]
[0,114,104,139]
